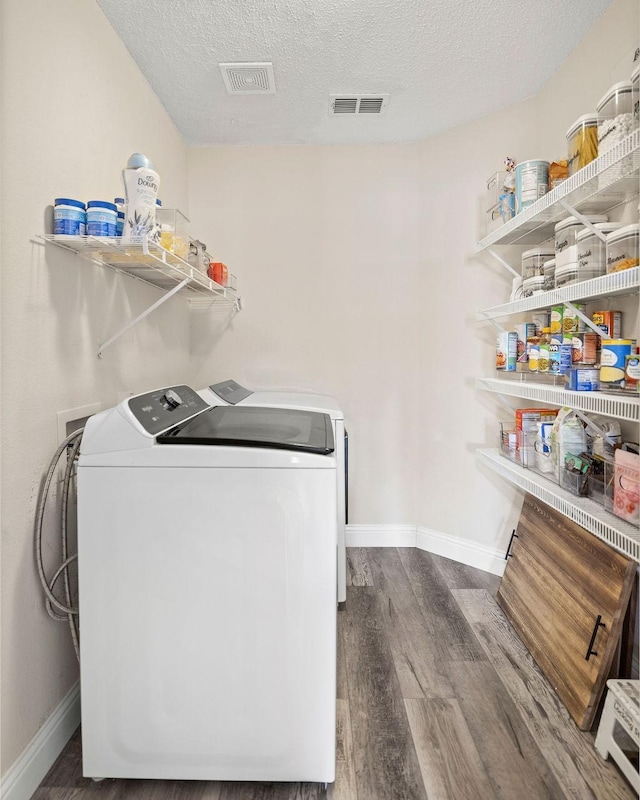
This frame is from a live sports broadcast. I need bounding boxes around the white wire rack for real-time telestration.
[39,234,242,356]
[476,268,639,320]
[476,129,640,250]
[476,377,640,423]
[477,448,640,562]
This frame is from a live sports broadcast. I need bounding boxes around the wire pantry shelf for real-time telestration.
[476,129,640,249]
[39,234,242,356]
[477,448,640,563]
[476,267,639,320]
[39,234,241,309]
[476,377,640,423]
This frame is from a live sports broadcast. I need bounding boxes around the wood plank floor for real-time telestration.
[32,548,635,800]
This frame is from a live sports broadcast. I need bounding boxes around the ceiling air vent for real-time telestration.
[329,94,389,116]
[219,62,276,95]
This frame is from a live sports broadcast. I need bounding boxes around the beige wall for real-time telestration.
[1,0,191,774]
[189,0,638,542]
[188,98,539,540]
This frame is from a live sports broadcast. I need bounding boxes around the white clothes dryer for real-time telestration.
[77,385,337,783]
[199,380,347,605]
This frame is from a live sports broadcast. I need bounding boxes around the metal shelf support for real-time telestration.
[487,247,519,278]
[558,199,610,241]
[97,278,191,358]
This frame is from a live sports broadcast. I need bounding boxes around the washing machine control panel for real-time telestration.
[128,385,209,436]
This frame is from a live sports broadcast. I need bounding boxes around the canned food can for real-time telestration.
[562,303,586,335]
[567,332,599,364]
[600,339,633,385]
[624,354,640,391]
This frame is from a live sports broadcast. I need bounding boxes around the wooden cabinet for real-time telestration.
[497,494,636,730]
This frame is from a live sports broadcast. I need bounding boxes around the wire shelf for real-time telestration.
[476,377,640,422]
[39,234,241,308]
[476,129,640,249]
[477,448,640,562]
[476,268,639,321]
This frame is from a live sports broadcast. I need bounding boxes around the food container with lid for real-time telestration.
[542,258,556,291]
[597,81,635,153]
[632,64,640,125]
[554,214,608,270]
[576,222,624,281]
[521,247,555,279]
[157,208,190,260]
[515,160,549,213]
[522,275,545,297]
[565,114,598,176]
[554,263,579,289]
[606,223,639,273]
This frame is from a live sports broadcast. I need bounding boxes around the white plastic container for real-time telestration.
[542,258,556,291]
[53,198,86,236]
[606,223,640,273]
[521,248,555,279]
[86,201,117,237]
[515,160,549,212]
[597,81,635,153]
[554,264,580,289]
[576,222,624,281]
[554,214,608,270]
[565,114,598,176]
[522,275,546,297]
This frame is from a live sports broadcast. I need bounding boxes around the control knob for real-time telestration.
[163,389,183,409]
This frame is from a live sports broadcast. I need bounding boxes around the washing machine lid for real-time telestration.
[157,405,335,455]
[207,380,343,419]
[207,379,253,405]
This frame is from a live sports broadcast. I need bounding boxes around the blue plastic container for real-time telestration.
[86,201,117,237]
[54,198,86,235]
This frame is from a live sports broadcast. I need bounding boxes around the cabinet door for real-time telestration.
[497,494,636,730]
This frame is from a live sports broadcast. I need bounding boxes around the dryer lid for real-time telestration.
[157,405,335,455]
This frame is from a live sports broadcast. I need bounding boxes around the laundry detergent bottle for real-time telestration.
[121,153,161,244]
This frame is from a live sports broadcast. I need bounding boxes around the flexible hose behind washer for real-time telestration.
[35,428,84,661]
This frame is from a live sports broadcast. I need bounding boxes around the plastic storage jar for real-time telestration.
[597,81,635,153]
[521,248,555,279]
[566,114,598,176]
[53,198,86,236]
[542,258,556,291]
[515,160,549,212]
[86,201,117,237]
[576,222,624,281]
[555,263,580,289]
[522,275,546,297]
[606,224,640,273]
[554,214,608,270]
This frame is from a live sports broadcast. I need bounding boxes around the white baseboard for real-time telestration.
[345,524,417,548]
[416,527,506,576]
[346,523,506,577]
[1,681,80,800]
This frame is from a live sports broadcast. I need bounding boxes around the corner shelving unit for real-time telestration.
[39,234,242,357]
[475,129,640,563]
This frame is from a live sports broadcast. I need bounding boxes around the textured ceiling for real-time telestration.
[96,0,611,146]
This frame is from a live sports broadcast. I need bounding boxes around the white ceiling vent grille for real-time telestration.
[219,62,276,95]
[329,94,389,116]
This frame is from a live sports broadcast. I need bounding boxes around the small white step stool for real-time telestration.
[595,679,640,793]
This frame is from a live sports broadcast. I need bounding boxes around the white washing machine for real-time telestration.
[199,380,347,605]
[77,385,337,782]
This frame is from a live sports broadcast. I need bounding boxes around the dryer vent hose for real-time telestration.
[35,428,84,662]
